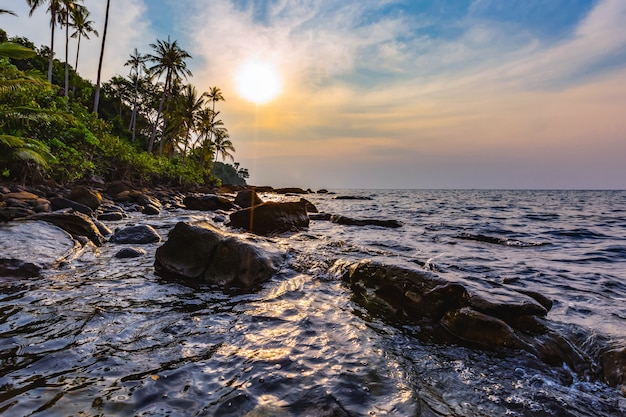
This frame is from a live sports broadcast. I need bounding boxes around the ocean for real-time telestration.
[1,189,625,416]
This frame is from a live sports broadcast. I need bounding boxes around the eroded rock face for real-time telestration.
[340,260,597,382]
[154,221,281,288]
[228,201,309,235]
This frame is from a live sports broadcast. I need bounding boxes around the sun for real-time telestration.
[235,60,282,104]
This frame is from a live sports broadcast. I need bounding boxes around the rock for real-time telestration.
[274,187,308,194]
[110,225,161,244]
[0,258,42,278]
[5,198,32,209]
[317,189,329,194]
[184,194,236,211]
[234,189,264,209]
[330,214,402,228]
[105,181,134,197]
[0,191,39,202]
[334,195,373,200]
[0,207,35,222]
[300,198,318,213]
[142,204,160,216]
[50,197,93,216]
[309,212,332,221]
[600,347,626,388]
[29,212,106,246]
[98,212,124,221]
[229,201,309,235]
[92,219,113,236]
[115,247,146,259]
[69,186,102,210]
[0,186,10,194]
[154,221,281,288]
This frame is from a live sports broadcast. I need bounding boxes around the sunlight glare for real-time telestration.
[235,60,282,104]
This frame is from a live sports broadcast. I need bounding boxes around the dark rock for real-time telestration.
[274,187,308,194]
[309,212,332,221]
[69,186,102,210]
[33,199,51,213]
[105,181,134,197]
[334,195,373,200]
[300,198,318,213]
[317,189,329,194]
[115,247,146,259]
[229,201,309,235]
[142,204,160,216]
[110,225,161,244]
[0,258,42,277]
[330,214,402,228]
[154,221,281,288]
[50,197,93,216]
[28,212,106,246]
[600,347,626,387]
[92,219,113,236]
[213,214,227,223]
[0,191,39,202]
[234,189,264,209]
[0,207,35,221]
[184,194,236,211]
[98,212,124,221]
[5,198,32,209]
[0,186,10,194]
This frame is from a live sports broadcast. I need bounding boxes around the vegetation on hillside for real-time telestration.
[0,4,248,187]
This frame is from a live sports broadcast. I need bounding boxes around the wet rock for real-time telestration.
[92,219,113,236]
[69,186,102,210]
[309,212,332,221]
[5,198,32,209]
[234,189,264,209]
[0,191,39,202]
[0,258,42,278]
[50,197,93,216]
[98,212,124,221]
[274,187,308,194]
[334,195,373,200]
[300,198,318,213]
[0,207,34,221]
[29,212,106,246]
[600,347,626,388]
[330,214,402,228]
[115,247,146,259]
[317,189,329,194]
[105,181,134,197]
[142,204,160,216]
[0,185,10,194]
[228,201,309,235]
[110,225,161,244]
[184,194,236,211]
[154,221,281,288]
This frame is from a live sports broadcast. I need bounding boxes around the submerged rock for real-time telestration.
[154,221,281,288]
[115,247,146,259]
[110,224,161,244]
[330,214,402,228]
[228,201,309,235]
[0,258,42,278]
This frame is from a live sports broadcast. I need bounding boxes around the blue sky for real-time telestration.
[2,0,626,189]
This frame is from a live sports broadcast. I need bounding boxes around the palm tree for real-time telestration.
[146,37,192,153]
[0,9,17,16]
[70,4,97,74]
[93,0,110,114]
[172,84,205,165]
[124,48,148,142]
[58,0,82,97]
[27,0,63,83]
[213,128,235,162]
[204,86,225,153]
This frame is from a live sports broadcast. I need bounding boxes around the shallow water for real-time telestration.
[1,190,625,416]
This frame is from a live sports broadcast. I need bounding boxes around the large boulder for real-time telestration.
[110,224,161,244]
[234,189,264,209]
[68,186,102,210]
[184,194,236,211]
[228,201,309,235]
[50,197,93,216]
[154,221,281,288]
[28,212,106,246]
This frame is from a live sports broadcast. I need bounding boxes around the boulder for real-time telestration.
[29,212,106,246]
[184,194,236,211]
[142,204,161,216]
[98,212,124,221]
[0,258,42,278]
[115,247,147,259]
[228,201,309,235]
[110,225,161,244]
[69,186,102,210]
[330,214,402,228]
[300,198,318,213]
[50,197,93,216]
[0,207,34,222]
[0,191,39,202]
[334,195,373,200]
[154,221,281,288]
[105,181,134,197]
[274,187,308,195]
[234,189,264,209]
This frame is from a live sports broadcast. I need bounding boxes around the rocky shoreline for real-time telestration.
[1,180,625,395]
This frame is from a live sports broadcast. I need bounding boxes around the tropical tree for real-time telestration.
[0,9,17,16]
[146,37,192,153]
[70,4,97,74]
[93,0,110,114]
[58,0,82,96]
[27,0,64,83]
[213,128,235,162]
[124,48,148,142]
[168,84,206,165]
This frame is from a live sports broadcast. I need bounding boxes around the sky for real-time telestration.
[2,0,626,189]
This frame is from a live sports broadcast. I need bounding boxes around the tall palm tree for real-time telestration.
[59,0,82,96]
[27,0,63,83]
[204,86,225,152]
[70,4,97,74]
[93,0,110,114]
[213,128,235,162]
[172,84,205,166]
[124,48,148,142]
[146,37,192,153]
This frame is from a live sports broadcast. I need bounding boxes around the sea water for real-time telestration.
[0,189,625,416]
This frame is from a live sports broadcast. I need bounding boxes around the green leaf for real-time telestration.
[0,42,36,60]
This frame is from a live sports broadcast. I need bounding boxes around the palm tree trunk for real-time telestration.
[129,75,139,141]
[74,33,81,72]
[48,12,56,83]
[64,10,69,97]
[148,88,167,153]
[93,0,110,114]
